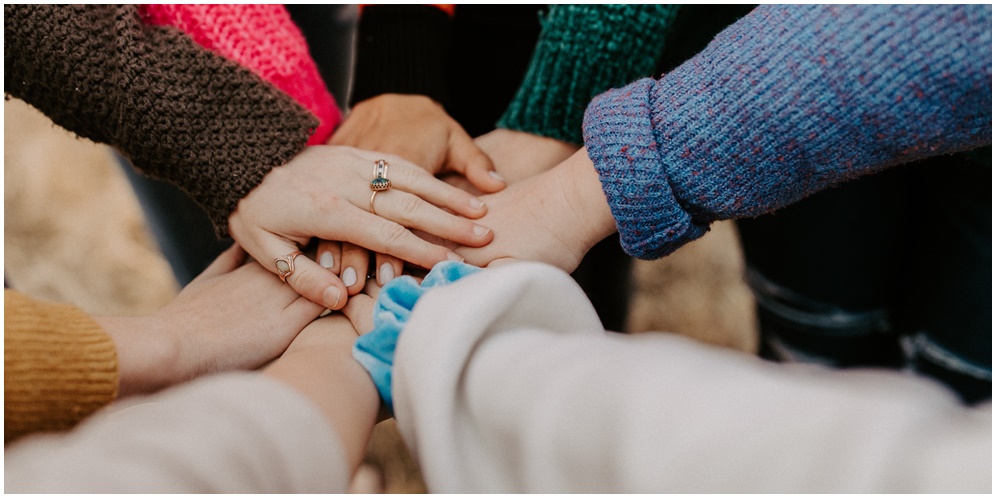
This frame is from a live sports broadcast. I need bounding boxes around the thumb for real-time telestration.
[192,243,245,281]
[446,130,506,194]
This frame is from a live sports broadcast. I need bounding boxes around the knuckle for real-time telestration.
[398,195,422,225]
[379,221,409,248]
[288,267,320,294]
[394,164,421,185]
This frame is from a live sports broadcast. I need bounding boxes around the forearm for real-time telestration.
[498,4,680,145]
[263,317,380,473]
[584,4,992,259]
[394,263,991,493]
[4,4,316,236]
[92,315,180,398]
[5,374,350,493]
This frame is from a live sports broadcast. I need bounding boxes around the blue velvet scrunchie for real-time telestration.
[352,261,480,413]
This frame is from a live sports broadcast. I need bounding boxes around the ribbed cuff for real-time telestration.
[498,4,679,145]
[350,5,451,108]
[582,78,708,259]
[4,291,119,442]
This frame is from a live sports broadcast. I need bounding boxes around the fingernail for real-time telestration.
[323,285,342,309]
[342,267,357,287]
[473,224,490,237]
[470,198,485,209]
[489,171,506,183]
[379,263,395,284]
[319,251,335,269]
[447,252,465,262]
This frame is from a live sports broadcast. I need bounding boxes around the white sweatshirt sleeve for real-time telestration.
[392,262,991,493]
[4,373,350,493]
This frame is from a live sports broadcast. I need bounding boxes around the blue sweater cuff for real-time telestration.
[582,78,709,259]
[352,261,481,413]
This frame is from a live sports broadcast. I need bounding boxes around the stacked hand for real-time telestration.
[451,149,616,272]
[96,244,326,396]
[227,145,494,310]
[322,94,507,294]
[231,91,614,310]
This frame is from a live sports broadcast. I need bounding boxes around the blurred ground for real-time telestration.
[4,98,757,492]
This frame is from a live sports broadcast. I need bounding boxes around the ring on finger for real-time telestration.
[274,250,303,283]
[370,190,381,216]
[370,159,391,192]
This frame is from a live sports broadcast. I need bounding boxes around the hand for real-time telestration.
[330,95,506,291]
[96,244,325,396]
[228,145,494,310]
[331,94,506,193]
[454,148,617,272]
[475,128,580,184]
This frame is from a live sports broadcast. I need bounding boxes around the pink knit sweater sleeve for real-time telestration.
[139,4,340,144]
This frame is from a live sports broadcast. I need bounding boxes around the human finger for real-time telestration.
[329,211,465,271]
[374,252,403,286]
[341,278,382,334]
[339,242,369,296]
[369,188,494,248]
[352,150,488,220]
[192,242,242,280]
[261,237,348,310]
[341,292,376,335]
[446,128,506,193]
[315,239,342,274]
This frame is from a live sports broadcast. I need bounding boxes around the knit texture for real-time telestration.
[353,261,480,413]
[4,291,118,443]
[139,4,340,145]
[4,5,318,237]
[498,5,680,145]
[350,5,452,107]
[583,4,992,259]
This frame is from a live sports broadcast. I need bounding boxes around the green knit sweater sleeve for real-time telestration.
[497,5,679,145]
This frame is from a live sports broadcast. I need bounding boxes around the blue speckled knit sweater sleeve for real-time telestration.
[583,5,992,259]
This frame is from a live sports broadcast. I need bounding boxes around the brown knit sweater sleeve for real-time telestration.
[4,5,318,236]
[4,290,119,443]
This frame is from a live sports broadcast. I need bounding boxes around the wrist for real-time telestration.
[95,315,183,397]
[557,148,617,252]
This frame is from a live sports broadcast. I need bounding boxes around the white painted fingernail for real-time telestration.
[470,198,485,209]
[489,171,506,183]
[319,251,335,269]
[342,267,357,287]
[447,252,465,262]
[473,224,490,237]
[379,263,395,284]
[323,285,342,309]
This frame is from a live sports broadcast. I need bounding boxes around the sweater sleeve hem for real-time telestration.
[4,290,119,442]
[498,5,680,145]
[349,5,451,108]
[582,78,708,259]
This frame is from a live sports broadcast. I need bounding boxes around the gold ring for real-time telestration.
[370,159,391,191]
[370,190,380,216]
[274,250,303,283]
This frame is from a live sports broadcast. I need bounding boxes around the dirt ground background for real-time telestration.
[5,98,757,492]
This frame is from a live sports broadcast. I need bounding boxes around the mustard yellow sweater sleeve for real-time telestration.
[4,290,119,443]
